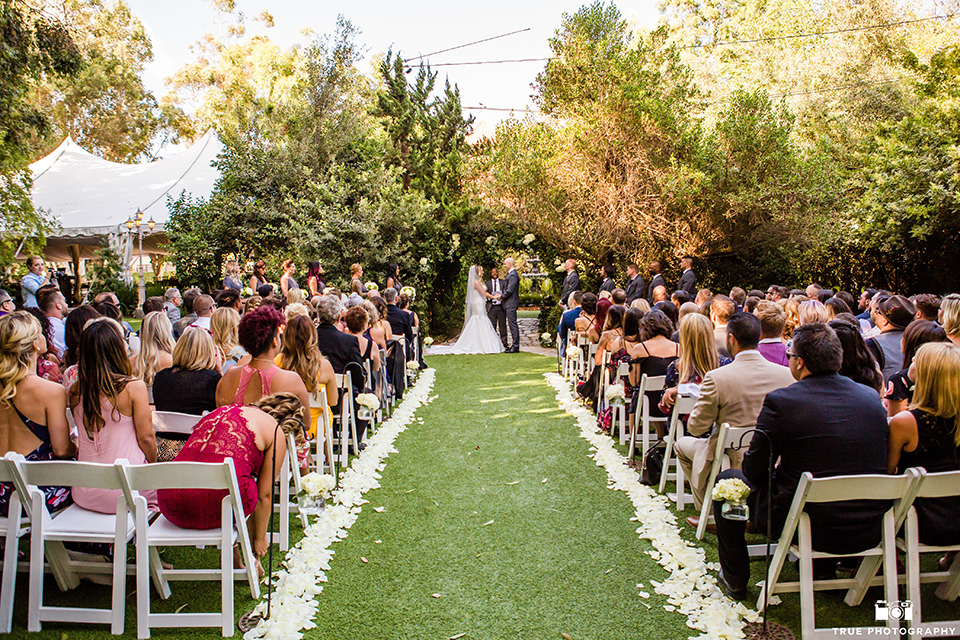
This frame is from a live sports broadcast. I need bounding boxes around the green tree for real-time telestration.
[0,1,81,268]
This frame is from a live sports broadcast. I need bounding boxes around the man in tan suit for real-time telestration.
[676,312,795,524]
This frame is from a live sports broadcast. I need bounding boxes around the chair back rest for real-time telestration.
[616,361,630,378]
[334,372,353,393]
[716,424,755,454]
[914,469,960,499]
[309,387,328,409]
[668,394,698,434]
[153,411,202,435]
[0,454,18,485]
[17,459,123,492]
[799,470,919,505]
[121,459,236,493]
[576,334,587,348]
[638,374,666,395]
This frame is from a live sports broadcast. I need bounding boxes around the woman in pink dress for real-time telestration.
[157,393,299,563]
[69,318,156,513]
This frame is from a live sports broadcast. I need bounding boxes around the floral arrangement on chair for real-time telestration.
[423,336,434,346]
[298,472,336,515]
[356,393,380,420]
[713,477,751,521]
[540,332,554,347]
[406,360,419,381]
[605,383,626,406]
[566,345,581,360]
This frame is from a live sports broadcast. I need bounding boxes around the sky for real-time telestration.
[127,0,664,134]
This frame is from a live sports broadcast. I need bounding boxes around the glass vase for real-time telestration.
[357,407,374,421]
[298,493,326,516]
[721,499,749,522]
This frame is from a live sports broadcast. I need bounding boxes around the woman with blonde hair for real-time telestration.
[153,328,222,416]
[223,259,242,292]
[659,313,730,414]
[70,318,155,513]
[361,300,389,353]
[799,299,829,325]
[0,312,74,515]
[781,297,802,341]
[888,342,960,546]
[941,293,960,347]
[276,315,337,445]
[133,311,174,388]
[630,298,651,314]
[211,306,248,372]
[242,295,263,314]
[350,263,369,298]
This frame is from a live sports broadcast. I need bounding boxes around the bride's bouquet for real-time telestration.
[423,337,434,346]
[365,281,378,291]
[242,286,253,297]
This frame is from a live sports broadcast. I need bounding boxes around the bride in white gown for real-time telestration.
[429,265,504,355]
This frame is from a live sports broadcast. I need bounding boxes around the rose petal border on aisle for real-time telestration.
[544,372,761,640]
[243,368,437,640]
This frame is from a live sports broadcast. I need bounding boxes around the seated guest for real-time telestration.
[676,313,795,515]
[659,313,730,415]
[611,288,627,306]
[828,318,884,395]
[211,306,248,372]
[153,328,222,415]
[867,294,916,382]
[805,283,823,299]
[695,288,712,306]
[589,298,612,343]
[0,312,74,515]
[361,300,390,353]
[314,295,363,395]
[215,289,242,313]
[912,293,940,322]
[133,311,175,389]
[558,291,584,352]
[142,296,165,316]
[96,300,142,355]
[883,319,947,416]
[630,298,651,314]
[158,393,300,570]
[242,295,263,315]
[671,290,692,307]
[798,299,828,325]
[656,300,680,328]
[164,287,182,324]
[37,287,68,359]
[710,295,735,358]
[628,309,678,439]
[781,297,801,341]
[823,297,850,320]
[70,318,156,513]
[817,289,834,304]
[743,296,762,313]
[284,302,311,322]
[191,294,215,331]
[574,293,598,338]
[941,294,960,348]
[754,301,788,366]
[671,301,700,342]
[60,304,100,387]
[651,284,668,304]
[344,306,382,373]
[23,307,61,382]
[383,288,413,358]
[887,342,960,545]
[173,288,201,338]
[713,322,889,600]
[276,315,338,441]
[594,304,626,368]
[369,297,395,341]
[729,287,746,311]
[216,306,310,420]
[0,290,15,316]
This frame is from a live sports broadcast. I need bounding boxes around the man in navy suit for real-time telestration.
[557,291,583,352]
[678,255,697,296]
[501,257,521,352]
[712,322,889,600]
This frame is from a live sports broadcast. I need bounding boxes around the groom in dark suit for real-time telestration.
[486,267,508,348]
[501,258,521,353]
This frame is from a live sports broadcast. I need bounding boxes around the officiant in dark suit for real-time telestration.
[624,263,645,304]
[501,258,521,353]
[558,259,581,309]
[486,267,508,348]
[646,261,665,302]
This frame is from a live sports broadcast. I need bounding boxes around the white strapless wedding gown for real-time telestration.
[429,287,504,356]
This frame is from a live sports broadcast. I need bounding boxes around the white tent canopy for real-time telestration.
[30,132,223,262]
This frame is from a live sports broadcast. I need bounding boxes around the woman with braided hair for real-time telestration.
[157,392,303,570]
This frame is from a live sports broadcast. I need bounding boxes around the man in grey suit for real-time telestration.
[486,267,508,348]
[678,255,697,296]
[501,257,521,353]
[624,263,645,304]
[558,259,581,310]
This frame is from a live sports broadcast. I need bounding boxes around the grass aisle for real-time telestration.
[307,353,690,640]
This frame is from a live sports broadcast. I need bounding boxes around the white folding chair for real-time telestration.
[332,372,360,468]
[310,388,336,478]
[628,374,666,459]
[362,360,380,431]
[898,469,960,638]
[612,361,630,445]
[696,423,755,540]
[597,351,612,414]
[118,459,261,639]
[15,459,134,635]
[411,327,420,366]
[758,470,922,639]
[586,342,599,380]
[658,394,698,510]
[0,456,29,633]
[152,411,201,435]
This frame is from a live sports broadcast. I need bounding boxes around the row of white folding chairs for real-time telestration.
[0,453,259,637]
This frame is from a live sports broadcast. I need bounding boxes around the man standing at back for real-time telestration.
[646,261,665,303]
[676,312,795,519]
[501,258,521,353]
[678,255,697,296]
[624,263,645,305]
[712,323,889,599]
[558,259,581,311]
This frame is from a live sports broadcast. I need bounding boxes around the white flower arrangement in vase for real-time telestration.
[605,383,626,406]
[406,360,419,381]
[298,472,336,516]
[712,477,751,521]
[355,393,380,420]
[566,345,581,360]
